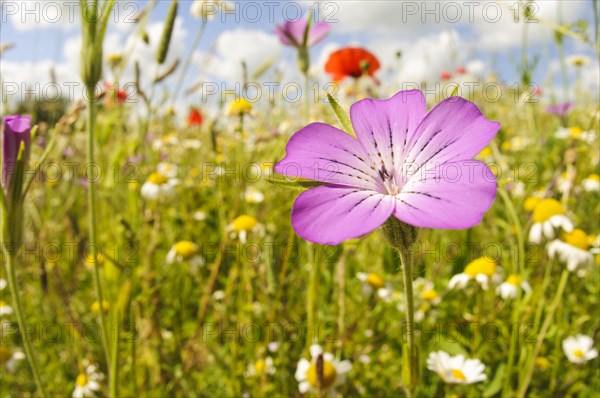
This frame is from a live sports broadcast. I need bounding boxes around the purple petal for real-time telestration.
[546,102,573,118]
[2,115,31,189]
[308,22,331,46]
[291,185,394,245]
[404,97,500,168]
[275,19,307,47]
[274,122,378,190]
[349,90,427,181]
[394,160,496,229]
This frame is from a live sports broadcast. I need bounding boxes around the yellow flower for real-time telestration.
[532,199,564,223]
[172,241,199,260]
[500,141,511,151]
[228,98,253,116]
[233,215,257,232]
[85,252,105,269]
[365,273,385,289]
[524,197,542,212]
[568,127,582,138]
[506,274,522,286]
[561,229,590,250]
[464,257,496,277]
[306,361,337,388]
[534,357,550,371]
[147,172,169,185]
[106,53,122,66]
[478,146,492,158]
[421,289,439,301]
[91,300,110,314]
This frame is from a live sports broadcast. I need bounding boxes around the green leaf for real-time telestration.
[483,364,505,397]
[450,84,460,97]
[267,178,324,192]
[326,93,355,137]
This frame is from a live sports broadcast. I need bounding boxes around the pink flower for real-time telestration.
[275,90,500,245]
[275,17,330,48]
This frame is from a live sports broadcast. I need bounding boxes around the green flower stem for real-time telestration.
[517,269,569,397]
[3,250,47,397]
[307,243,319,348]
[85,84,112,377]
[399,248,416,398]
[498,187,526,395]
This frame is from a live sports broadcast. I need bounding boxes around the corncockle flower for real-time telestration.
[275,17,330,48]
[562,335,598,364]
[546,102,573,118]
[275,90,500,245]
[427,351,487,384]
[2,115,31,192]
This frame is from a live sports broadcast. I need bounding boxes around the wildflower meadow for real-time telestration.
[1,1,599,397]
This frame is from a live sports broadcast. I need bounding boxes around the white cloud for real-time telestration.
[198,28,282,85]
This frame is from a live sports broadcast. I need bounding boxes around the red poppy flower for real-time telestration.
[103,82,127,104]
[455,66,467,75]
[440,71,452,80]
[187,107,203,127]
[324,47,380,82]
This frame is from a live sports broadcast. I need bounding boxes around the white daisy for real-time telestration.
[227,215,262,244]
[547,229,594,275]
[140,172,178,201]
[448,257,497,290]
[0,300,14,316]
[152,133,179,151]
[582,174,600,192]
[156,162,178,178]
[528,199,573,243]
[426,351,487,384]
[193,210,207,221]
[0,347,25,373]
[245,356,276,377]
[166,241,204,268]
[496,274,531,300]
[72,362,103,398]
[555,126,596,143]
[562,335,598,364]
[245,187,265,204]
[0,278,6,290]
[356,272,390,300]
[295,344,352,396]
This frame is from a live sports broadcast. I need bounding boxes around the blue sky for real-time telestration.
[1,0,598,107]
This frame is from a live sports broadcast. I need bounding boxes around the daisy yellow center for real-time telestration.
[233,215,257,231]
[306,361,337,389]
[421,289,438,301]
[147,172,168,185]
[366,273,385,289]
[573,349,584,358]
[0,300,7,307]
[451,369,466,382]
[562,229,589,250]
[534,357,550,370]
[174,241,198,259]
[0,346,12,363]
[587,174,600,182]
[569,127,582,137]
[524,197,542,212]
[464,257,496,277]
[532,199,564,223]
[506,274,521,286]
[254,359,266,375]
[76,373,88,387]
